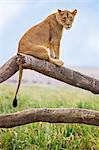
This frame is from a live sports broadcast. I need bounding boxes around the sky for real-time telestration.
[0,0,99,67]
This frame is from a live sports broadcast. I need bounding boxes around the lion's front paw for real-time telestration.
[57,60,64,66]
[16,54,26,66]
[53,59,64,66]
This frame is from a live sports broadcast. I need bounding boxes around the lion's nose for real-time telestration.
[67,24,70,28]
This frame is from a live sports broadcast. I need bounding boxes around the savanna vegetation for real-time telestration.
[0,84,99,150]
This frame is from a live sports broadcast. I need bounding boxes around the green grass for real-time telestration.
[0,84,99,150]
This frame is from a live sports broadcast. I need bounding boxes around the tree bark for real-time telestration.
[0,108,99,128]
[0,55,18,83]
[0,55,99,127]
[0,54,99,94]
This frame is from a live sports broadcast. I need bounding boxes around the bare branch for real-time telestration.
[0,55,99,127]
[0,108,99,128]
[0,54,99,94]
[0,55,18,83]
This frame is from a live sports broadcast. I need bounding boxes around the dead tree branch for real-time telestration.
[0,55,99,127]
[0,54,99,94]
[0,108,99,128]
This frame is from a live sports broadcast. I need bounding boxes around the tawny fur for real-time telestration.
[13,9,77,107]
[18,9,77,66]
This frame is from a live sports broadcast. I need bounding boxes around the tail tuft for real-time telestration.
[13,97,17,107]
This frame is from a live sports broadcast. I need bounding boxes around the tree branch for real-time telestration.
[0,108,99,128]
[0,55,99,127]
[0,54,99,94]
[0,55,18,83]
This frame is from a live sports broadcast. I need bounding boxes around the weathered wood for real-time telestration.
[0,55,18,83]
[0,108,99,128]
[0,54,99,94]
[0,55,99,127]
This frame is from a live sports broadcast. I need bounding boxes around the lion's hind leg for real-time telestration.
[19,44,64,66]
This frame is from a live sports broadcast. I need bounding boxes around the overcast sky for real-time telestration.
[0,0,99,67]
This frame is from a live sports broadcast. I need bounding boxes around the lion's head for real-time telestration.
[56,9,77,29]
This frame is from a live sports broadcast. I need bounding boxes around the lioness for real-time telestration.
[13,9,77,107]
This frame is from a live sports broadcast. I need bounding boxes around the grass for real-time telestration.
[0,84,99,150]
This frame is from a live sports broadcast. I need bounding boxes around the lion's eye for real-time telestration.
[63,17,66,21]
[70,16,73,21]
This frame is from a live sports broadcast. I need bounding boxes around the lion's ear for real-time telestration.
[72,9,77,16]
[58,9,62,13]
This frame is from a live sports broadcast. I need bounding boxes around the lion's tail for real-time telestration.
[13,65,23,107]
